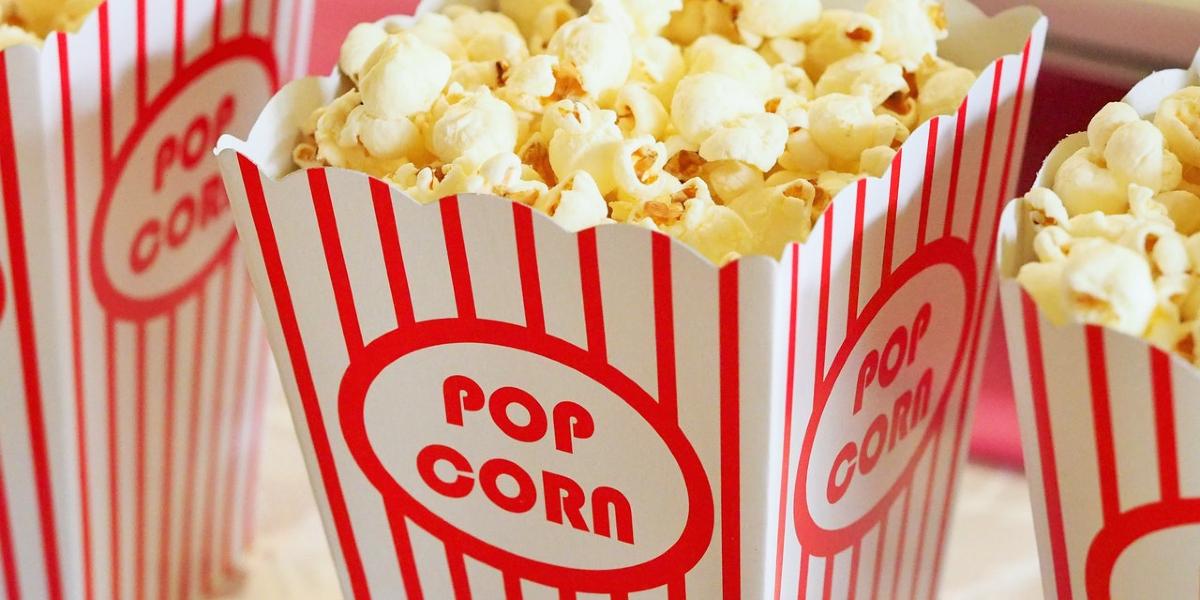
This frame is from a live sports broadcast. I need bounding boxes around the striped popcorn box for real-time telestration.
[216,1,1044,598]
[0,1,313,599]
[999,53,1200,600]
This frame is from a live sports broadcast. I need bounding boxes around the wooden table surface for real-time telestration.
[224,388,1044,600]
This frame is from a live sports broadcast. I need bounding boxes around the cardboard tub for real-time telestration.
[0,0,312,598]
[998,50,1200,600]
[217,1,1045,597]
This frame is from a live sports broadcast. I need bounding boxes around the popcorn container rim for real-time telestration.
[996,46,1200,376]
[217,0,1045,271]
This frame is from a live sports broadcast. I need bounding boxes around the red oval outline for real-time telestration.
[1086,498,1200,600]
[90,39,277,319]
[339,318,715,592]
[794,237,977,555]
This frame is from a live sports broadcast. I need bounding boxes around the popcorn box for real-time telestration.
[999,54,1200,600]
[217,1,1045,597]
[0,0,312,598]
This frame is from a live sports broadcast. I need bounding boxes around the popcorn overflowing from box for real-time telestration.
[219,0,1044,596]
[0,0,311,598]
[999,51,1200,600]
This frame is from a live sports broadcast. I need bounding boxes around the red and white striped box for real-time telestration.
[0,1,312,599]
[999,53,1200,600]
[217,1,1045,597]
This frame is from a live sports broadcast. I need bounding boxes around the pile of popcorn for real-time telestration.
[294,0,975,263]
[1018,92,1200,366]
[0,0,101,50]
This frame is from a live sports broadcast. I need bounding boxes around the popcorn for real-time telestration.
[339,23,390,81]
[728,178,814,256]
[733,0,821,48]
[7,0,101,37]
[1154,87,1200,168]
[1086,102,1142,157]
[686,35,775,99]
[298,0,971,265]
[671,73,762,145]
[536,171,611,231]
[545,100,624,194]
[1060,239,1158,336]
[866,0,948,70]
[1103,120,1181,193]
[698,113,789,171]
[431,88,519,170]
[547,10,634,102]
[630,36,687,105]
[1052,148,1128,215]
[0,22,37,51]
[1157,190,1200,235]
[804,10,884,78]
[359,34,452,120]
[916,64,975,122]
[615,84,671,139]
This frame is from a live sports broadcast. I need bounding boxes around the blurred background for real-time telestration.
[230,1,1200,598]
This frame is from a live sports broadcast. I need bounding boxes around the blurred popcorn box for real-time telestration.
[217,0,1044,597]
[0,0,312,598]
[999,52,1200,600]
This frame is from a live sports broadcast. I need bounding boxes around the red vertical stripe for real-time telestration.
[907,432,944,600]
[666,580,685,599]
[1,57,63,600]
[719,264,741,599]
[821,555,834,600]
[1021,295,1073,599]
[175,0,187,72]
[578,229,606,359]
[134,324,149,600]
[241,342,272,552]
[869,515,889,600]
[513,205,545,333]
[106,318,121,600]
[559,588,576,600]
[441,197,477,320]
[1085,327,1119,522]
[847,541,861,600]
[136,0,147,111]
[446,548,473,600]
[384,505,423,600]
[200,262,235,593]
[942,99,969,239]
[772,250,801,600]
[816,206,834,382]
[370,179,415,327]
[99,4,113,173]
[221,279,257,575]
[58,33,94,600]
[966,61,1005,248]
[652,235,678,419]
[213,0,224,43]
[0,449,18,600]
[882,149,903,276]
[796,551,808,600]
[848,183,865,324]
[888,485,914,598]
[503,572,523,600]
[1150,350,1180,500]
[242,0,254,35]
[916,119,939,246]
[157,314,179,600]
[178,292,208,600]
[238,155,372,599]
[310,170,365,354]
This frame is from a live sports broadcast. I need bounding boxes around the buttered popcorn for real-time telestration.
[1018,92,1200,366]
[0,0,103,50]
[297,0,973,264]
